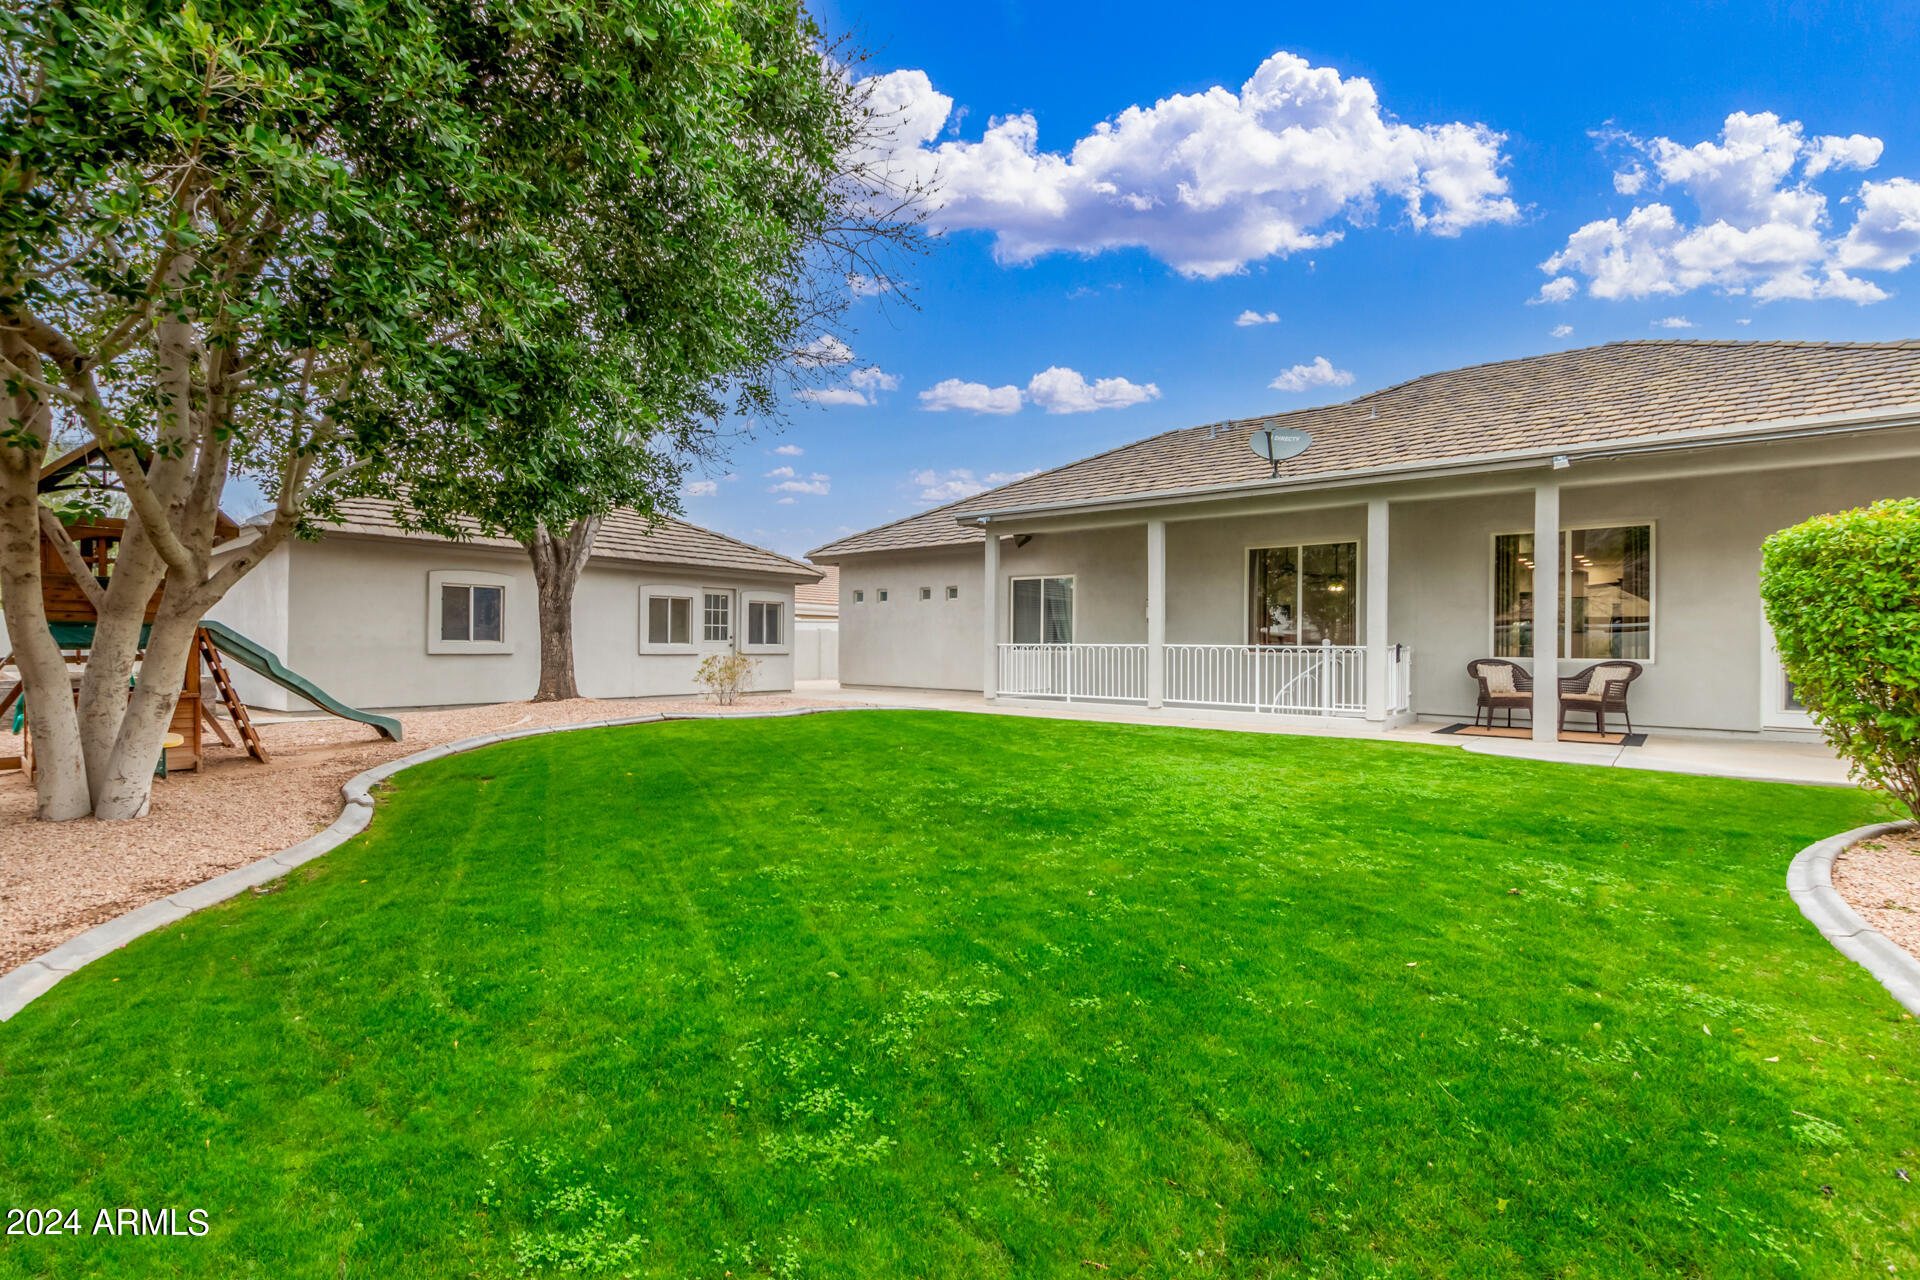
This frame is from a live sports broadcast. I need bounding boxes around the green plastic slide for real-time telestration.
[198,620,402,742]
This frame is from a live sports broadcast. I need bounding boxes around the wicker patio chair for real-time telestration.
[1466,658,1534,729]
[1557,661,1644,736]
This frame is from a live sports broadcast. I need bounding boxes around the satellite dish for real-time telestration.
[1249,427,1312,472]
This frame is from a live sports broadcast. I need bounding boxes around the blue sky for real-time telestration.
[673,6,1920,555]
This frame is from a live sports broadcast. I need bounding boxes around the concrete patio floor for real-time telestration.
[797,680,1855,788]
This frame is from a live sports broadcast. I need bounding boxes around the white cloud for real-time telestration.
[1234,309,1280,326]
[1268,356,1354,393]
[918,378,1024,415]
[1613,164,1648,195]
[1533,275,1579,303]
[765,466,795,478]
[769,472,831,497]
[776,496,796,505]
[1543,111,1907,305]
[795,334,854,367]
[847,272,893,297]
[1025,366,1160,414]
[773,444,804,456]
[1551,323,1573,338]
[911,467,1043,505]
[796,387,871,407]
[682,479,717,498]
[1836,176,1920,270]
[849,366,901,392]
[1652,315,1694,329]
[856,52,1518,279]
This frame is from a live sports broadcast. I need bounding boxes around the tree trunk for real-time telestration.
[88,594,201,820]
[0,337,91,819]
[523,517,602,703]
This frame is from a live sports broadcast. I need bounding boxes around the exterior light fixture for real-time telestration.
[1552,454,1572,470]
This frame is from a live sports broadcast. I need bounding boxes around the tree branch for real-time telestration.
[38,505,107,612]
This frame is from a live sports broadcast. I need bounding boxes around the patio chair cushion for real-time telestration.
[1561,690,1603,702]
[1585,664,1636,696]
[1481,664,1516,694]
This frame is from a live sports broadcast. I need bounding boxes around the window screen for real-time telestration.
[440,583,503,643]
[1011,577,1073,643]
[648,595,691,646]
[748,600,783,646]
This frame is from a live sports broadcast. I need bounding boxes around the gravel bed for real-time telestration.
[0,693,853,973]
[1832,825,1920,957]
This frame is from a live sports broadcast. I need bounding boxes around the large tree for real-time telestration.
[368,4,922,702]
[0,0,801,818]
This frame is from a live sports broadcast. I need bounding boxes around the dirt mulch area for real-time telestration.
[0,693,859,974]
[1833,825,1920,958]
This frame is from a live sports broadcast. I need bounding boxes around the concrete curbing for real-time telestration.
[1787,819,1920,1017]
[0,704,900,1023]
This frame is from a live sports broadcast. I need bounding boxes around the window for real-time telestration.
[919,587,932,601]
[1493,525,1652,660]
[703,592,731,641]
[852,589,864,603]
[1011,576,1073,644]
[428,570,512,654]
[946,586,959,600]
[645,593,692,647]
[748,600,783,646]
[1247,542,1356,646]
[877,589,889,602]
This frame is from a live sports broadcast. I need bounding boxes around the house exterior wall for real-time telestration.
[240,535,796,709]
[1392,455,1920,732]
[795,622,838,681]
[205,539,297,711]
[831,453,1920,732]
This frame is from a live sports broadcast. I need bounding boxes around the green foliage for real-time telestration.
[0,714,1910,1277]
[1760,497,1920,819]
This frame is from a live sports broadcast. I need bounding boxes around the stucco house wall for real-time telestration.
[830,455,1920,733]
[209,533,800,710]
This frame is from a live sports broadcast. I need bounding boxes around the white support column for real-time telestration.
[982,527,1000,700]
[1532,482,1560,744]
[1145,518,1166,709]
[1364,498,1390,723]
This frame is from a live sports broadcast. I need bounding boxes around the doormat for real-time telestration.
[1435,723,1646,747]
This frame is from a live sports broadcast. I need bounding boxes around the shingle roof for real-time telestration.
[794,564,838,616]
[810,339,1920,558]
[321,498,821,581]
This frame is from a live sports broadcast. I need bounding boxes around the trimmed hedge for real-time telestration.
[1760,497,1920,820]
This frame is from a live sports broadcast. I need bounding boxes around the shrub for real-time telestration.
[1760,498,1920,820]
[695,652,758,706]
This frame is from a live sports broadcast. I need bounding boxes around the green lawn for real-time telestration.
[1,711,1915,1278]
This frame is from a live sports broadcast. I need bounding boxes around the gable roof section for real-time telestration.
[794,564,839,616]
[810,339,1920,558]
[321,498,820,581]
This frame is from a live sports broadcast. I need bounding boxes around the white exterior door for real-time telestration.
[1761,621,1815,731]
[699,588,737,659]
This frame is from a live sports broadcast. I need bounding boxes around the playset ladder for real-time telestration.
[196,629,267,763]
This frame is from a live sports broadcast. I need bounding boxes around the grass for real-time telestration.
[0,709,1915,1278]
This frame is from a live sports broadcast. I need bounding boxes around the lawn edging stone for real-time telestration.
[0,704,899,1022]
[1788,819,1920,1016]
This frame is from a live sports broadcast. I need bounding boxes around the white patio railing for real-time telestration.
[996,642,1411,718]
[1163,643,1366,715]
[997,643,1150,703]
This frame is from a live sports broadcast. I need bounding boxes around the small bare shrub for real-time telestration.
[696,652,757,705]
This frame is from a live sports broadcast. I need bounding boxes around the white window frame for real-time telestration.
[1008,574,1077,644]
[740,590,791,654]
[1487,521,1658,665]
[919,586,933,601]
[852,589,864,604]
[427,570,514,655]
[876,588,890,602]
[946,585,959,601]
[639,585,697,654]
